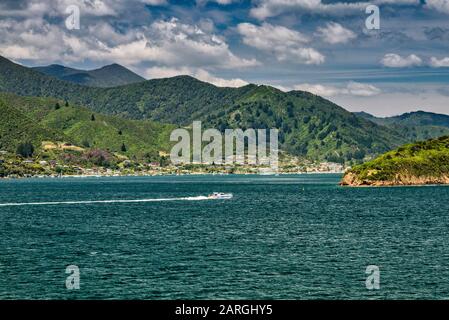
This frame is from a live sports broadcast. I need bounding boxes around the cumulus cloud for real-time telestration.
[0,12,258,70]
[60,0,117,16]
[316,22,356,44]
[380,54,449,68]
[141,0,167,5]
[250,0,420,20]
[0,0,165,17]
[344,81,382,96]
[140,18,259,68]
[429,56,449,67]
[144,66,248,87]
[0,18,83,62]
[94,18,259,68]
[238,22,309,49]
[381,53,423,68]
[425,0,449,14]
[237,22,324,65]
[197,0,237,4]
[293,82,381,97]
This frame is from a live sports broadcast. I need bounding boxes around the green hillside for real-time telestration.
[0,55,409,162]
[341,135,449,186]
[0,99,67,151]
[205,86,406,162]
[0,93,175,159]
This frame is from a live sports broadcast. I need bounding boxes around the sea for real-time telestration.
[1,174,449,299]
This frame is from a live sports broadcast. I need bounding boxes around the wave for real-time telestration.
[0,196,211,207]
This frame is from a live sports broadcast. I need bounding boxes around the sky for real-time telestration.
[0,0,448,116]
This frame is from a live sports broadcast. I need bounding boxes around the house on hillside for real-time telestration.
[148,162,160,167]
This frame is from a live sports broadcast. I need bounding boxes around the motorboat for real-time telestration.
[208,192,233,200]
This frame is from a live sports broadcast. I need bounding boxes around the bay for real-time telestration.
[0,174,448,299]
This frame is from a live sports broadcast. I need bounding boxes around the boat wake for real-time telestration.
[0,196,212,207]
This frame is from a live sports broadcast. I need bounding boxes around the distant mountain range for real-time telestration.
[356,111,449,141]
[32,63,145,87]
[1,54,449,163]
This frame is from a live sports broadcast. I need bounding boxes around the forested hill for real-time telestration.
[341,136,449,186]
[0,55,420,162]
[0,93,174,159]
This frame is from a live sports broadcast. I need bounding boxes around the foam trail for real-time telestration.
[0,196,210,207]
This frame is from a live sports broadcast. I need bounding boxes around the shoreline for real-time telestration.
[0,170,345,180]
[340,182,449,187]
[341,181,449,187]
[340,172,449,187]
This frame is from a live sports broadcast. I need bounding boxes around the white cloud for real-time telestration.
[0,44,37,60]
[425,0,449,14]
[276,47,325,65]
[0,18,87,62]
[381,54,449,68]
[0,14,258,71]
[0,0,163,18]
[292,83,341,96]
[144,66,248,87]
[237,22,324,65]
[381,53,423,68]
[316,22,356,44]
[430,56,449,67]
[293,82,381,97]
[197,0,237,4]
[0,1,50,18]
[53,0,118,16]
[141,0,167,5]
[250,0,420,20]
[344,81,382,96]
[140,18,259,68]
[51,0,167,17]
[238,22,309,49]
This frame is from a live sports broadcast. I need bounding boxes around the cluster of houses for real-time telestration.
[1,148,346,177]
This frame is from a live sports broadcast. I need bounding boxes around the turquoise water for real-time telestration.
[1,174,449,299]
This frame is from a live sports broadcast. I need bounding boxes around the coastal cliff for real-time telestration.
[341,135,449,186]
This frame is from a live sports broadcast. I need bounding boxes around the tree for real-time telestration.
[286,101,294,118]
[16,142,34,158]
[118,130,123,135]
[0,164,5,177]
[121,143,127,152]
[159,156,169,167]
[91,114,96,121]
[82,140,90,148]
[65,101,69,107]
[55,102,61,110]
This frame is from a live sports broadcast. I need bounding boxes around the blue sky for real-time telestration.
[0,0,448,116]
